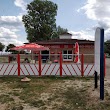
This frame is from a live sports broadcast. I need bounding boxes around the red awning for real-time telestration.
[10,43,49,51]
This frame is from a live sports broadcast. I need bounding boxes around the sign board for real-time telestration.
[94,28,101,74]
[94,27,104,100]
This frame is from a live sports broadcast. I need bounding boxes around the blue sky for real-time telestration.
[0,0,110,46]
[53,0,96,30]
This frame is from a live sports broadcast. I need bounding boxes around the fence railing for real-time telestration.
[0,53,106,76]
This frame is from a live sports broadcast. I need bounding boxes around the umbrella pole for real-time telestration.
[32,50,34,63]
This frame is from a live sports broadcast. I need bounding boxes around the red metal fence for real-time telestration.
[0,53,106,76]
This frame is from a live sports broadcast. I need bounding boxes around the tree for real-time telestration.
[5,44,18,54]
[51,26,68,39]
[22,0,57,42]
[5,44,15,52]
[5,44,25,54]
[57,26,68,35]
[0,42,5,51]
[104,40,110,55]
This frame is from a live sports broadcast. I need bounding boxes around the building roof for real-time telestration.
[35,39,94,45]
[59,32,72,36]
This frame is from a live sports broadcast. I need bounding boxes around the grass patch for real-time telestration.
[12,106,23,110]
[60,87,110,110]
[0,77,20,83]
[0,94,14,104]
[18,83,47,105]
[12,82,30,89]
[1,77,110,110]
[29,100,45,107]
[62,87,88,110]
[9,91,20,96]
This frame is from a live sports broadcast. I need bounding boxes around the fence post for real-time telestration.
[38,52,41,76]
[60,52,62,76]
[17,54,20,76]
[81,54,84,77]
[104,54,106,77]
[94,71,98,88]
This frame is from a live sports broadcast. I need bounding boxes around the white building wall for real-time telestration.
[59,35,72,39]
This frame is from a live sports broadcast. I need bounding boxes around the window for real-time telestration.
[41,50,49,63]
[63,50,73,61]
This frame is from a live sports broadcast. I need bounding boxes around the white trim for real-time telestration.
[62,50,73,61]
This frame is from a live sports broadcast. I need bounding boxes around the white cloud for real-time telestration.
[0,15,26,46]
[0,27,24,46]
[14,0,26,11]
[78,0,97,20]
[69,30,94,41]
[0,38,23,47]
[78,0,110,40]
[0,0,28,47]
[105,29,110,40]
[1,40,23,47]
[0,27,18,38]
[0,16,23,28]
[7,39,23,46]
[78,0,110,21]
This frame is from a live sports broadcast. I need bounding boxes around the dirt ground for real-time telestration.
[105,58,110,78]
[104,58,110,95]
[0,78,97,110]
[0,58,110,110]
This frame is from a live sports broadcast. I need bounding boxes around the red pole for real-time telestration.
[38,52,41,76]
[104,54,106,77]
[60,52,62,76]
[17,54,20,76]
[81,54,84,77]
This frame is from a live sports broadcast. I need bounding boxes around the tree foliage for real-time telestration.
[22,0,58,42]
[5,44,26,54]
[51,26,68,39]
[5,44,18,54]
[5,44,15,52]
[104,40,110,55]
[0,42,5,51]
[57,26,68,35]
